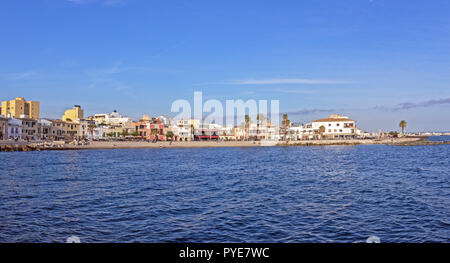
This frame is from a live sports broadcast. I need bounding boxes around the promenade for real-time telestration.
[1,137,442,152]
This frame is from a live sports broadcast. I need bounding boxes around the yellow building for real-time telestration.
[1,97,40,119]
[62,105,84,122]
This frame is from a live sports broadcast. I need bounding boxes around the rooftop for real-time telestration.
[312,115,355,123]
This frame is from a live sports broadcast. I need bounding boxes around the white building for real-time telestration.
[194,123,220,140]
[171,125,192,141]
[91,126,110,140]
[92,110,133,126]
[289,123,317,140]
[248,121,279,141]
[219,126,235,140]
[311,115,357,139]
[7,118,22,140]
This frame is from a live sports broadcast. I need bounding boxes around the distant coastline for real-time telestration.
[1,137,450,152]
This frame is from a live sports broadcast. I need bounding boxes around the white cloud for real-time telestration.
[231,78,356,85]
[67,0,126,6]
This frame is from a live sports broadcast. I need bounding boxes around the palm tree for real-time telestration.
[244,115,250,141]
[399,120,407,135]
[319,125,326,139]
[190,124,194,141]
[281,113,290,140]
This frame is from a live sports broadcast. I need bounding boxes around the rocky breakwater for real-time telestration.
[386,139,450,146]
[0,142,73,152]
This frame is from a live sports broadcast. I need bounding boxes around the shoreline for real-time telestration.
[1,137,449,152]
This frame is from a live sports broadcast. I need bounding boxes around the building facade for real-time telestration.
[7,118,22,140]
[311,115,357,139]
[90,110,132,126]
[62,105,84,122]
[37,119,52,140]
[1,97,40,119]
[21,118,38,140]
[50,120,67,141]
[65,122,80,140]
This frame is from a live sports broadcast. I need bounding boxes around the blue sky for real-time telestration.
[1,0,450,131]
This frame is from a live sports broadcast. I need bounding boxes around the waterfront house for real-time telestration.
[91,125,109,140]
[311,115,357,139]
[194,123,219,141]
[233,126,246,141]
[149,121,165,141]
[37,119,52,140]
[219,126,235,141]
[175,119,200,141]
[248,119,279,141]
[132,120,151,139]
[77,119,96,140]
[171,125,192,141]
[289,123,318,140]
[50,120,67,141]
[65,122,80,140]
[7,118,22,140]
[20,118,38,141]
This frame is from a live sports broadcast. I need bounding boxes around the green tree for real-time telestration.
[319,125,326,139]
[281,113,290,140]
[244,115,250,140]
[166,131,174,141]
[399,120,407,135]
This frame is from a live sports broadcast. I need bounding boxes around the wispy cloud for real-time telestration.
[0,70,39,80]
[230,78,356,85]
[373,97,450,111]
[67,0,126,6]
[286,108,340,116]
[394,97,450,110]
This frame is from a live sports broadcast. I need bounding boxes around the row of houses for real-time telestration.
[0,102,366,142]
[0,116,93,141]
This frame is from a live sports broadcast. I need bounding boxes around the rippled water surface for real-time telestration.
[1,144,449,242]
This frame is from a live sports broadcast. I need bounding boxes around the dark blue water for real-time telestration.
[1,144,449,243]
